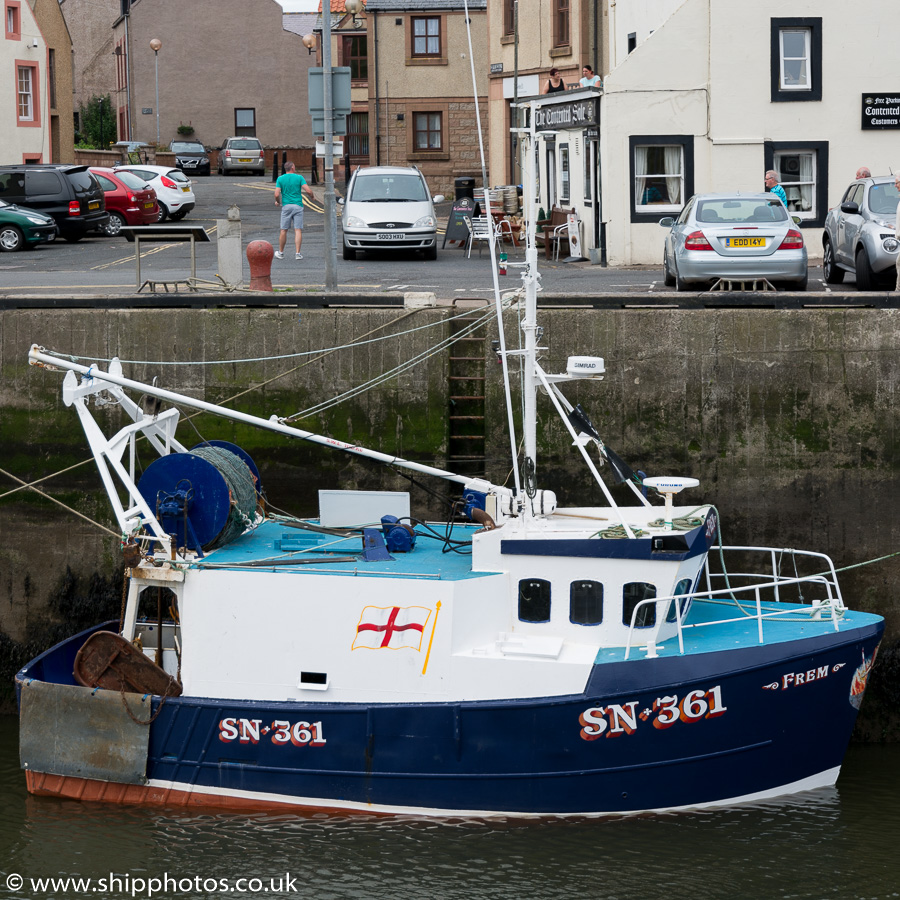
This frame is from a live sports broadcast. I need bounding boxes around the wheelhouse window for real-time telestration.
[666,578,694,623]
[623,582,657,628]
[570,581,603,625]
[771,18,822,102]
[552,0,569,49]
[234,108,256,137]
[519,578,551,623]
[765,140,828,226]
[413,111,442,151]
[412,17,440,58]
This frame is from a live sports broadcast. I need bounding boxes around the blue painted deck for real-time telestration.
[594,599,883,663]
[196,519,492,581]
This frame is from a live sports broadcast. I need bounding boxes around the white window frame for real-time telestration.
[779,28,811,91]
[634,144,684,214]
[773,149,817,220]
[17,65,33,121]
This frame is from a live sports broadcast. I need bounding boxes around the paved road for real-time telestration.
[0,174,852,300]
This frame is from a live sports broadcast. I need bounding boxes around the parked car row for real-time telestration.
[0,162,196,251]
[658,176,900,292]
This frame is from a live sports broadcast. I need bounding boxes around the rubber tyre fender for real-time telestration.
[822,238,845,284]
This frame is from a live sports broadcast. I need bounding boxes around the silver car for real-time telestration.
[822,176,900,290]
[659,193,808,291]
[340,166,444,261]
[217,137,265,176]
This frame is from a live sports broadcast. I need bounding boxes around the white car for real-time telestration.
[114,164,195,222]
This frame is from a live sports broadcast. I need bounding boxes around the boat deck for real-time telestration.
[194,518,490,581]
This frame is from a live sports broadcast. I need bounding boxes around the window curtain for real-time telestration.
[798,152,814,212]
[635,146,648,204]
[664,146,681,204]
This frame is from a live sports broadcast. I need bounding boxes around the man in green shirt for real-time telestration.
[274,162,315,260]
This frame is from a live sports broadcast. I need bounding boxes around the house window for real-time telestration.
[559,144,569,203]
[627,32,637,53]
[503,0,515,35]
[5,2,20,39]
[412,17,440,57]
[629,135,694,222]
[570,581,603,625]
[347,111,368,158]
[413,111,442,151]
[342,35,367,82]
[771,18,822,102]
[234,108,255,137]
[519,578,551,623]
[552,0,569,48]
[623,582,657,628]
[17,64,35,121]
[48,48,56,109]
[765,140,829,227]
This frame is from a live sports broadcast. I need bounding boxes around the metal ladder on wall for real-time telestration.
[448,315,487,480]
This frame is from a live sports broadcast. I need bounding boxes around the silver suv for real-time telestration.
[340,166,444,260]
[823,176,900,290]
[217,137,265,176]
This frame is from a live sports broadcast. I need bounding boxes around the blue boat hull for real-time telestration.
[17,620,883,815]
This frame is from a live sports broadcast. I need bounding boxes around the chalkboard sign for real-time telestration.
[443,197,481,247]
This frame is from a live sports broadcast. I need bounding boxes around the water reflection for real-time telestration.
[2,715,899,900]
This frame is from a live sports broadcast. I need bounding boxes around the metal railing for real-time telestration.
[623,546,845,660]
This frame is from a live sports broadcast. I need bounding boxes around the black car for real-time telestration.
[170,140,211,177]
[0,164,108,241]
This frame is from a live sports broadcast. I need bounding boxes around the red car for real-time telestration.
[89,167,158,237]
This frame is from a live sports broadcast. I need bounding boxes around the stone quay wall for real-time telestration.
[1,306,899,735]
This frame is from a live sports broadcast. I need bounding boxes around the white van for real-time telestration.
[341,166,444,260]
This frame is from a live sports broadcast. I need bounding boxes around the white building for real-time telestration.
[523,0,899,265]
[3,0,51,162]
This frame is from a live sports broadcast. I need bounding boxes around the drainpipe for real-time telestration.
[124,7,133,139]
[373,13,380,165]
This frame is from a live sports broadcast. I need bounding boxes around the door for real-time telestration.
[546,144,557,209]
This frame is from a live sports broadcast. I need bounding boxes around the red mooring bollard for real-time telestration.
[246,240,274,292]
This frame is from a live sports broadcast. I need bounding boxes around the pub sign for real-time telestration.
[861,94,900,129]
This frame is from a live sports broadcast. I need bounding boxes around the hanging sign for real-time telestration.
[861,94,900,129]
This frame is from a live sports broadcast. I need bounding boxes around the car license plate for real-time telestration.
[239,158,252,163]
[377,233,406,241]
[145,201,155,208]
[181,186,190,192]
[89,201,99,210]
[725,236,765,248]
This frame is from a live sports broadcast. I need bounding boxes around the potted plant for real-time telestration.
[177,123,195,137]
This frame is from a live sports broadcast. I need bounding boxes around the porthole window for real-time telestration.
[570,580,603,625]
[666,577,693,622]
[623,582,657,628]
[518,578,551,623]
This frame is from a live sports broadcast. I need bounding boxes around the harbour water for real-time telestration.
[1,714,898,900]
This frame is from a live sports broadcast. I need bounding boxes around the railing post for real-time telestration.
[756,586,764,643]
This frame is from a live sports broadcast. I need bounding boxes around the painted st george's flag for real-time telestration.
[352,605,432,651]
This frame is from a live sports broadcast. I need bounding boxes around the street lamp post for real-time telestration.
[150,38,162,147]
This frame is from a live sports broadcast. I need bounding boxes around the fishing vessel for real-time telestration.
[15,97,883,817]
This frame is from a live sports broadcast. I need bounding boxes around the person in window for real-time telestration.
[641,184,664,204]
[856,166,871,179]
[579,65,601,88]
[543,68,566,94]
[764,170,788,207]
